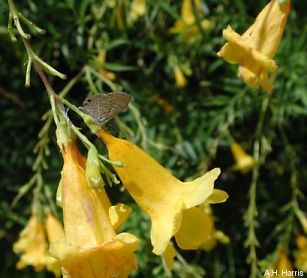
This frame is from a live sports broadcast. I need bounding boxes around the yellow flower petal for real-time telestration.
[173,203,230,252]
[109,203,132,231]
[45,213,65,277]
[162,243,177,270]
[96,50,116,81]
[207,189,229,204]
[218,0,291,91]
[200,234,217,252]
[99,130,225,255]
[276,251,293,276]
[45,258,62,278]
[127,0,146,25]
[201,19,214,32]
[175,207,213,250]
[45,212,65,243]
[51,233,139,278]
[181,0,201,25]
[174,65,187,88]
[231,142,255,174]
[99,68,116,81]
[155,97,175,113]
[170,0,212,43]
[214,230,230,245]
[294,234,307,272]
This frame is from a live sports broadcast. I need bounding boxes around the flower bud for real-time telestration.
[86,148,105,189]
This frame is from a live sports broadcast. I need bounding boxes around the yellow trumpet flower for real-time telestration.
[170,0,214,43]
[50,141,139,277]
[218,0,291,91]
[182,0,201,25]
[13,213,54,273]
[99,130,228,255]
[96,50,116,81]
[276,251,294,277]
[294,234,307,272]
[264,250,296,277]
[155,97,175,113]
[173,65,187,88]
[231,142,255,174]
[127,0,146,26]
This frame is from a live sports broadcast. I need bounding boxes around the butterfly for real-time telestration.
[79,92,132,125]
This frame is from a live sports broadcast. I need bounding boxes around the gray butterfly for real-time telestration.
[79,92,131,125]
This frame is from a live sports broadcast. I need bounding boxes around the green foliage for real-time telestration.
[1,0,307,277]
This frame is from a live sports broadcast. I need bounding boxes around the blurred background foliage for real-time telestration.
[1,0,307,277]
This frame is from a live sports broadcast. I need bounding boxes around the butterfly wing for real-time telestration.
[80,92,131,125]
[101,92,131,124]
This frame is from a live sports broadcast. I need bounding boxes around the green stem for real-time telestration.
[60,96,85,117]
[85,66,98,92]
[98,161,120,185]
[31,173,43,214]
[8,13,17,42]
[12,175,36,207]
[98,154,125,167]
[245,92,271,278]
[8,0,31,39]
[69,122,95,150]
[274,124,303,252]
[190,0,205,38]
[17,11,46,35]
[25,58,32,87]
[88,66,119,91]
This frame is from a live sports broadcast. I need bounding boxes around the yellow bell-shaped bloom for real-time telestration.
[99,130,228,255]
[96,51,116,81]
[51,141,140,278]
[170,0,213,43]
[173,65,187,88]
[276,251,294,277]
[218,0,291,91]
[155,97,175,113]
[127,0,146,26]
[13,213,52,272]
[264,250,295,277]
[294,234,307,272]
[231,143,255,174]
[181,0,200,25]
